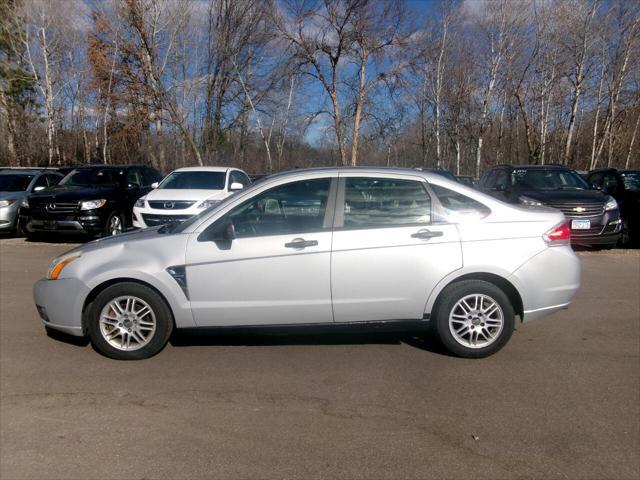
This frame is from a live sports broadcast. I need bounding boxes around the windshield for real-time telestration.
[159,171,226,190]
[621,172,640,192]
[61,168,120,187]
[511,169,590,190]
[0,175,34,191]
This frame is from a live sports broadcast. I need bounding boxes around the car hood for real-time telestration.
[28,185,118,202]
[64,226,166,256]
[144,188,228,202]
[0,190,27,201]
[518,189,608,203]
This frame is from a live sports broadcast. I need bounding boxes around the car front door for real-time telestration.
[330,174,462,323]
[185,176,337,326]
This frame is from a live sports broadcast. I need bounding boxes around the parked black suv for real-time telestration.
[584,168,640,246]
[478,165,621,247]
[21,165,162,238]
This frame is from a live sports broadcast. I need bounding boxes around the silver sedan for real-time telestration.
[33,167,581,360]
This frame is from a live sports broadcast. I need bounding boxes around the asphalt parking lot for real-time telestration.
[0,238,638,480]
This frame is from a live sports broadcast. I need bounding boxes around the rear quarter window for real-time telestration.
[430,184,491,221]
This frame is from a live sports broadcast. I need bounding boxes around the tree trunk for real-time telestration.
[350,50,368,167]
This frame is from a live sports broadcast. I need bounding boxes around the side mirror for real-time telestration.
[203,219,235,247]
[33,186,45,192]
[591,183,602,191]
[151,182,159,189]
[229,182,244,191]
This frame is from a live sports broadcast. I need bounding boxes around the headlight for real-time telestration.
[0,199,16,208]
[604,195,618,211]
[198,199,220,209]
[518,195,543,207]
[134,196,146,208]
[80,199,107,210]
[46,252,82,280]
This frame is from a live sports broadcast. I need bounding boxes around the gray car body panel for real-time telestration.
[33,167,581,337]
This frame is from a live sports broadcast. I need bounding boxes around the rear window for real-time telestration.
[430,184,491,221]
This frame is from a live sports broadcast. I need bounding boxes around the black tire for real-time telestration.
[432,280,515,358]
[87,282,173,360]
[25,230,42,242]
[104,211,124,237]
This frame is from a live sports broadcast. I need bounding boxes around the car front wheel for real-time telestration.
[104,211,124,236]
[87,282,173,360]
[433,280,515,358]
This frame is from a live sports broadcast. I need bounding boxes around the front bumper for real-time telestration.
[0,203,20,230]
[24,209,106,234]
[567,211,622,247]
[132,207,198,229]
[33,277,91,336]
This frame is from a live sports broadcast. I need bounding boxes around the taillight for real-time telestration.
[543,222,571,246]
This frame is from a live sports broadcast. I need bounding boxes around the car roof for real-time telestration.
[259,166,454,183]
[492,164,573,170]
[172,166,232,173]
[0,169,42,176]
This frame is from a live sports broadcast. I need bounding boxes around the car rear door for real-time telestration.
[185,176,337,326]
[330,173,462,323]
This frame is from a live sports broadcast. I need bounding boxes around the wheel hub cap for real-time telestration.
[99,296,156,351]
[449,294,504,349]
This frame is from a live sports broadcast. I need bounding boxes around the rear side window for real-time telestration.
[343,177,431,228]
[430,184,491,220]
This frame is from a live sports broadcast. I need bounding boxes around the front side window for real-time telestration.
[226,178,331,238]
[230,170,251,187]
[343,177,431,228]
[621,172,640,192]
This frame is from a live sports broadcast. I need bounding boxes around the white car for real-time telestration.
[132,167,251,228]
[35,167,581,360]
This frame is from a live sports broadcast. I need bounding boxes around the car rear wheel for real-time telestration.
[433,280,515,358]
[87,282,173,360]
[105,211,124,236]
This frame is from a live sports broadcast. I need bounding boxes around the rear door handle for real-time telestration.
[411,229,443,240]
[284,238,318,249]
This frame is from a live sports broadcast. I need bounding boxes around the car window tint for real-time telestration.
[494,170,508,189]
[430,184,491,220]
[126,168,143,187]
[343,177,431,228]
[46,175,61,186]
[227,178,331,238]
[142,167,161,186]
[33,175,49,188]
[481,170,495,188]
[230,170,250,187]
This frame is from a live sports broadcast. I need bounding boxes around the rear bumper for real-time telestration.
[33,277,90,336]
[510,246,581,322]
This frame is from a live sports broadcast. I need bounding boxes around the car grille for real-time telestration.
[142,213,192,227]
[546,202,604,217]
[147,200,195,210]
[30,201,79,214]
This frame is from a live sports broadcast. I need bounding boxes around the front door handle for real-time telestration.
[411,229,443,240]
[284,238,318,249]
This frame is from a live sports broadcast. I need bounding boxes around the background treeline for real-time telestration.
[0,0,638,176]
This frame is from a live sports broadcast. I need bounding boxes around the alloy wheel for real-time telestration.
[448,294,504,349]
[98,296,157,351]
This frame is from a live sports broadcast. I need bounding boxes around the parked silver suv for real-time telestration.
[34,168,581,360]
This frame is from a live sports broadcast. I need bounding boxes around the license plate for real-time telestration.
[571,219,590,230]
[43,220,57,230]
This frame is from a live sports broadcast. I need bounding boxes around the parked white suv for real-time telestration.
[132,167,251,228]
